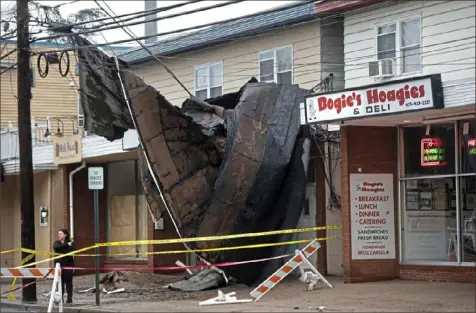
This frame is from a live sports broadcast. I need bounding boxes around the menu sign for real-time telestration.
[350,173,395,260]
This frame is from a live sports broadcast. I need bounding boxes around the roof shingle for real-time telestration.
[118,2,316,64]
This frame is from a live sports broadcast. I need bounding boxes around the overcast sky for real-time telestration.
[1,1,297,47]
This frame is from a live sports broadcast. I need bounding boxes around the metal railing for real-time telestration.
[1,119,52,161]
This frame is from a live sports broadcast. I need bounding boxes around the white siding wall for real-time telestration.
[344,0,475,107]
[133,21,322,107]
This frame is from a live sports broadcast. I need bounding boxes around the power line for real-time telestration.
[52,0,80,8]
[1,0,199,40]
[29,1,316,50]
[47,0,200,33]
[139,42,475,99]
[17,1,474,94]
[0,46,17,60]
[33,0,214,41]
[23,10,475,79]
[61,14,474,86]
[32,0,253,43]
[94,0,194,97]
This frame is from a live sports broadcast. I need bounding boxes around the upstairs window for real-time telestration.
[400,18,421,73]
[376,17,421,74]
[194,62,223,100]
[259,45,293,84]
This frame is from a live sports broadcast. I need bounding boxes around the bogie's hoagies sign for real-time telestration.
[304,75,442,124]
[350,174,395,260]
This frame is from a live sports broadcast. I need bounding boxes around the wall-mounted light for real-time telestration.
[44,127,51,137]
[71,118,78,135]
[54,118,64,137]
[40,204,48,227]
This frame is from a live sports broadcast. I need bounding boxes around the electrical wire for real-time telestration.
[46,0,201,33]
[51,13,474,103]
[32,0,245,42]
[94,0,193,97]
[83,0,204,30]
[60,36,474,105]
[52,0,80,8]
[29,1,316,51]
[130,39,476,101]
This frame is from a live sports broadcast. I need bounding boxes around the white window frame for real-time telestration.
[77,93,85,131]
[374,14,422,76]
[193,61,224,99]
[258,44,294,84]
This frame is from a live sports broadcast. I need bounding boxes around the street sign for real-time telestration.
[88,166,103,305]
[88,167,104,190]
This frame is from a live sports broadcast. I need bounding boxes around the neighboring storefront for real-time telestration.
[0,169,68,268]
[304,74,476,283]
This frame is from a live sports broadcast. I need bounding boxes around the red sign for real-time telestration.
[304,75,442,124]
[468,138,476,155]
[421,137,447,167]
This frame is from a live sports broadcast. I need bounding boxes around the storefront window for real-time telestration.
[461,120,476,174]
[460,176,476,262]
[459,119,476,262]
[403,124,455,177]
[403,177,456,262]
[401,120,476,264]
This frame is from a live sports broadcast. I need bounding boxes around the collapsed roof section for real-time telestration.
[76,36,312,288]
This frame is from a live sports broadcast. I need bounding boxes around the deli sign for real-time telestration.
[53,135,82,165]
[304,74,443,124]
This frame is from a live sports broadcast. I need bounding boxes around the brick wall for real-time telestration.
[400,264,476,283]
[340,126,399,282]
[340,125,476,284]
[314,141,328,274]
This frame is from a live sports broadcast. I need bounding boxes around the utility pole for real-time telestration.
[17,0,37,302]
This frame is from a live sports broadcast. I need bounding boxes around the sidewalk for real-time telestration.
[93,277,475,312]
[2,276,474,312]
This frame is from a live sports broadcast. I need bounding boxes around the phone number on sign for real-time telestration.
[405,100,430,107]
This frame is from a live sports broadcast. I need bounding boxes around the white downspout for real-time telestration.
[69,162,86,239]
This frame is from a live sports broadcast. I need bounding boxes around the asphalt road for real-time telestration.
[1,308,29,312]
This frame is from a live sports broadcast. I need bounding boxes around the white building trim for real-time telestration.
[2,130,139,175]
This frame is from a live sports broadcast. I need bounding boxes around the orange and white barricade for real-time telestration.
[0,267,55,279]
[250,239,333,302]
[0,263,63,313]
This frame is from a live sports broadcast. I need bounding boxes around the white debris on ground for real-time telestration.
[1,271,248,305]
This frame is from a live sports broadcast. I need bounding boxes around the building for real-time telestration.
[304,0,476,283]
[117,1,347,275]
[0,40,133,269]
[1,2,347,275]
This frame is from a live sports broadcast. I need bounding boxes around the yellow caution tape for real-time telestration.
[2,225,342,255]
[15,236,341,258]
[18,235,341,269]
[0,248,21,255]
[8,253,35,300]
[15,225,342,268]
[98,225,342,248]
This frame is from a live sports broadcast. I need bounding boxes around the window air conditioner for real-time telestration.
[78,116,85,128]
[369,59,394,78]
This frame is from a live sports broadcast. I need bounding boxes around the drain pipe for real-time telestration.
[69,162,86,239]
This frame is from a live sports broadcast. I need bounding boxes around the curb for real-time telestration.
[0,301,118,313]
